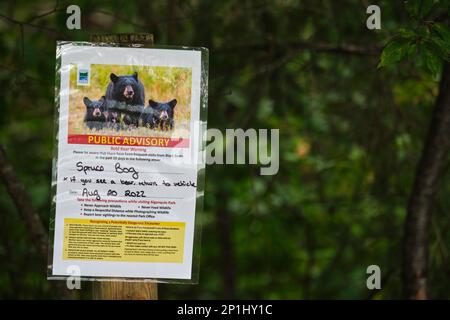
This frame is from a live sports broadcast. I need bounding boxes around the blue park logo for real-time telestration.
[77,69,90,85]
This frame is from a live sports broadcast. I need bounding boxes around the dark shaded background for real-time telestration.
[0,0,449,299]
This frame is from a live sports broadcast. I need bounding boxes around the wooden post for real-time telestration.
[89,33,158,300]
[93,281,158,300]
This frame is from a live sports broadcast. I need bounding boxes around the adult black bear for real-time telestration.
[105,72,145,127]
[83,96,107,130]
[140,99,177,130]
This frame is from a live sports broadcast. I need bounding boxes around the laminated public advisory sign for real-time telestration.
[47,42,208,283]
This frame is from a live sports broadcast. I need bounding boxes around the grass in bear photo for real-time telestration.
[68,64,192,139]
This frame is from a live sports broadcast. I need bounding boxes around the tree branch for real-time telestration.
[217,41,381,56]
[0,13,62,35]
[26,0,62,23]
[402,63,450,299]
[0,146,78,299]
[0,145,48,259]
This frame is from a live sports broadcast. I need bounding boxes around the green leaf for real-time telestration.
[398,28,417,38]
[418,43,443,77]
[432,23,450,42]
[424,38,449,61]
[430,23,450,57]
[378,37,416,68]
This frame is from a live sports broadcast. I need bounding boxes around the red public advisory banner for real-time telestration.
[68,134,189,148]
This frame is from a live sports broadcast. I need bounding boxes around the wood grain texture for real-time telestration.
[93,282,157,300]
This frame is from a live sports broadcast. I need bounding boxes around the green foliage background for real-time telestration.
[0,0,449,299]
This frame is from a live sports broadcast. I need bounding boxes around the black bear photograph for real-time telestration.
[105,72,145,127]
[141,99,177,131]
[68,64,192,138]
[83,96,107,130]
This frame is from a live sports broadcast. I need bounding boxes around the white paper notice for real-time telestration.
[49,43,205,280]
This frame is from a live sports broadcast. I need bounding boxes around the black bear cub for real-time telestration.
[141,99,177,130]
[83,96,107,130]
[105,72,145,127]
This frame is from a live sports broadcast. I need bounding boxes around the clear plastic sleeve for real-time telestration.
[47,41,208,284]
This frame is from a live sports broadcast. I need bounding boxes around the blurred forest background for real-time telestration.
[0,0,449,299]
